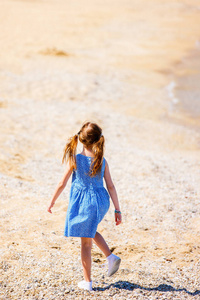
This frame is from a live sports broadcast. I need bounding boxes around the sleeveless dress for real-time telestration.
[64,154,110,238]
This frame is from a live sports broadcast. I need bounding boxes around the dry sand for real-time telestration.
[1,0,200,299]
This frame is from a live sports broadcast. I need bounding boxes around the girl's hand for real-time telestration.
[47,204,54,214]
[47,163,73,214]
[115,211,122,225]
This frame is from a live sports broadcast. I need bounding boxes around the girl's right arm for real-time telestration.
[104,160,122,225]
[47,162,73,214]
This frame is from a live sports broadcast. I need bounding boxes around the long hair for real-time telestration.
[62,134,78,169]
[62,122,104,177]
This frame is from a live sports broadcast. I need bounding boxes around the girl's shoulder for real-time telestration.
[103,157,107,165]
[103,157,108,165]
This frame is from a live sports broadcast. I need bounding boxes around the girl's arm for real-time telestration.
[104,160,122,225]
[47,162,73,214]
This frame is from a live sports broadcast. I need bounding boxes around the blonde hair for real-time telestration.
[62,122,105,177]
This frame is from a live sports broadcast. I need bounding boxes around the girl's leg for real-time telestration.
[93,231,112,257]
[93,231,121,277]
[81,237,92,282]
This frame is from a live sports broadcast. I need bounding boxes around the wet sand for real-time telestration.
[1,0,200,299]
[173,48,200,118]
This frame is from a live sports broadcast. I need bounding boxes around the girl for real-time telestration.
[47,122,122,291]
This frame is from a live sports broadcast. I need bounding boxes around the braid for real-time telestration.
[62,134,79,169]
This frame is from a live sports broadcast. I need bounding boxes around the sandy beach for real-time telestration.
[1,0,200,299]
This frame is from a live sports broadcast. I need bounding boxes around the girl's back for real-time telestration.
[72,154,105,189]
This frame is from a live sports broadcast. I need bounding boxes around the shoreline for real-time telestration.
[164,46,200,135]
[166,47,200,118]
[174,47,200,118]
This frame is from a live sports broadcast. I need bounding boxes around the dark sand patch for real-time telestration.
[39,48,71,57]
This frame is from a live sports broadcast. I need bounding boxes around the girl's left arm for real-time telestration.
[47,162,73,214]
[104,160,122,225]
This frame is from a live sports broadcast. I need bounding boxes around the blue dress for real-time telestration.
[64,154,110,238]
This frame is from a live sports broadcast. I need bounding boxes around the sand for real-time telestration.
[1,0,200,299]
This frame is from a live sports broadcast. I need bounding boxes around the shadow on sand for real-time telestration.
[94,281,200,296]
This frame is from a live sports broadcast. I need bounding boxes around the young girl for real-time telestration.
[47,122,122,291]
